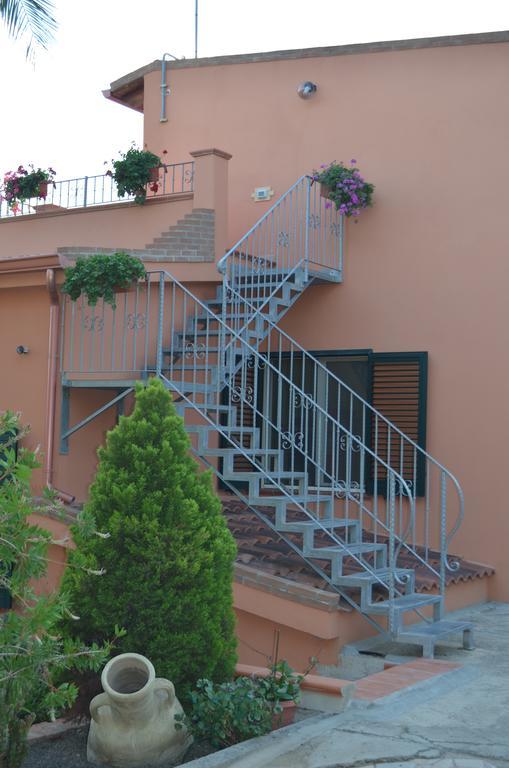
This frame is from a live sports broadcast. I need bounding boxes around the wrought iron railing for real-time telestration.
[0,161,194,219]
[59,173,465,627]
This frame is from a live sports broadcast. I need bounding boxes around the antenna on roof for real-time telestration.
[195,0,199,58]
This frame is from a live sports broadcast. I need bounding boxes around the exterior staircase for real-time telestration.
[61,174,474,657]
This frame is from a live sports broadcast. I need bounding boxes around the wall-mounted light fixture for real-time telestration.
[297,81,318,99]
[16,345,29,355]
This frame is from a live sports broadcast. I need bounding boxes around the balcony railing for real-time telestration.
[0,162,194,219]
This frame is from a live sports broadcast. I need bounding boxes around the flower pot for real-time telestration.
[87,653,191,767]
[320,183,332,199]
[271,700,297,730]
[148,166,160,183]
[38,181,49,199]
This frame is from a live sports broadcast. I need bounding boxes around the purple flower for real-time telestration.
[350,159,357,164]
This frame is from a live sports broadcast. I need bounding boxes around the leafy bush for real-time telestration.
[61,251,146,307]
[175,677,273,749]
[0,412,118,768]
[313,160,374,217]
[108,145,161,204]
[62,378,238,701]
[258,660,303,703]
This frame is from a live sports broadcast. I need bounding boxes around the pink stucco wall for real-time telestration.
[140,40,509,599]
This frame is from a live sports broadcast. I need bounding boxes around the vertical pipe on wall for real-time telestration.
[45,269,59,489]
[160,53,179,123]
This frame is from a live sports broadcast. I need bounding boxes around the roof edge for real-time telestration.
[107,30,509,98]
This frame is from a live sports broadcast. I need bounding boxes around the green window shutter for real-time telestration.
[368,351,428,497]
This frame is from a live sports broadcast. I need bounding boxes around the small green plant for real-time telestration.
[175,677,273,749]
[313,160,374,217]
[0,411,120,768]
[1,165,56,213]
[61,251,146,307]
[107,145,162,204]
[258,660,303,704]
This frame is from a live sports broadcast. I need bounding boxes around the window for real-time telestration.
[224,349,427,497]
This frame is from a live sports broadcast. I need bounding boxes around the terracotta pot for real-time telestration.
[148,166,160,183]
[271,700,297,730]
[320,183,332,199]
[87,653,191,767]
[38,181,49,199]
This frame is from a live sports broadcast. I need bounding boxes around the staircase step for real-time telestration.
[306,542,387,559]
[277,517,359,533]
[368,593,442,615]
[334,567,414,588]
[250,494,332,507]
[200,447,281,457]
[396,619,473,642]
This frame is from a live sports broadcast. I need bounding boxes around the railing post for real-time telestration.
[440,471,447,596]
[156,273,165,376]
[304,178,310,282]
[388,472,396,636]
[83,176,89,208]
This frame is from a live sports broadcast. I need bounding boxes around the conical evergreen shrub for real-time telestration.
[64,378,237,697]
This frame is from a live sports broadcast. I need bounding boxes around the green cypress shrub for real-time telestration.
[63,378,237,698]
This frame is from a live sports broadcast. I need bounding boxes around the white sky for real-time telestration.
[0,0,508,179]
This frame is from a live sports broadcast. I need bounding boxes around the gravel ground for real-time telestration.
[22,726,212,768]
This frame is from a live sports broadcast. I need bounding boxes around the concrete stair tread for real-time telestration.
[397,619,473,639]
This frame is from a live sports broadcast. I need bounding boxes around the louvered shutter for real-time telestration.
[368,352,427,496]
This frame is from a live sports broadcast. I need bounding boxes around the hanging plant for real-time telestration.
[61,252,146,307]
[107,145,162,205]
[0,165,56,213]
[313,160,374,217]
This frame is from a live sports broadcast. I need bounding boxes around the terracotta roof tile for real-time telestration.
[222,498,495,596]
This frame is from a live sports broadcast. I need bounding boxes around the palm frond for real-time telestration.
[0,0,57,58]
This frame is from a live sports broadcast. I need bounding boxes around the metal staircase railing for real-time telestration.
[60,174,471,652]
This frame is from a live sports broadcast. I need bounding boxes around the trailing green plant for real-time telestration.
[107,145,162,204]
[1,165,56,213]
[313,160,374,217]
[60,251,146,307]
[61,378,238,701]
[0,411,121,768]
[175,677,273,749]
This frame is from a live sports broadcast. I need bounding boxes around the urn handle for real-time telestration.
[154,678,175,708]
[90,692,111,723]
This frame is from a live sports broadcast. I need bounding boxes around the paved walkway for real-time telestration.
[187,603,509,768]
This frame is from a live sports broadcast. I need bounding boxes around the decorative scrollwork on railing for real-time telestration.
[282,431,304,450]
[184,341,205,359]
[330,221,341,236]
[184,168,194,187]
[308,214,321,229]
[334,480,362,499]
[277,231,289,247]
[247,355,266,370]
[293,392,312,410]
[83,315,104,332]
[127,313,146,331]
[231,385,254,404]
[339,434,362,453]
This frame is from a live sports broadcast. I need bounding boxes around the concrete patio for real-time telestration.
[186,602,509,768]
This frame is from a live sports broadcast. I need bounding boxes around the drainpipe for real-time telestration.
[45,268,58,489]
[45,268,75,505]
[160,53,179,122]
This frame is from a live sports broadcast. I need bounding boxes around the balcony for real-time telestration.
[0,162,194,218]
[0,161,196,261]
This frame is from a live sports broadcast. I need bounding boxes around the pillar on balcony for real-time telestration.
[189,148,232,263]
